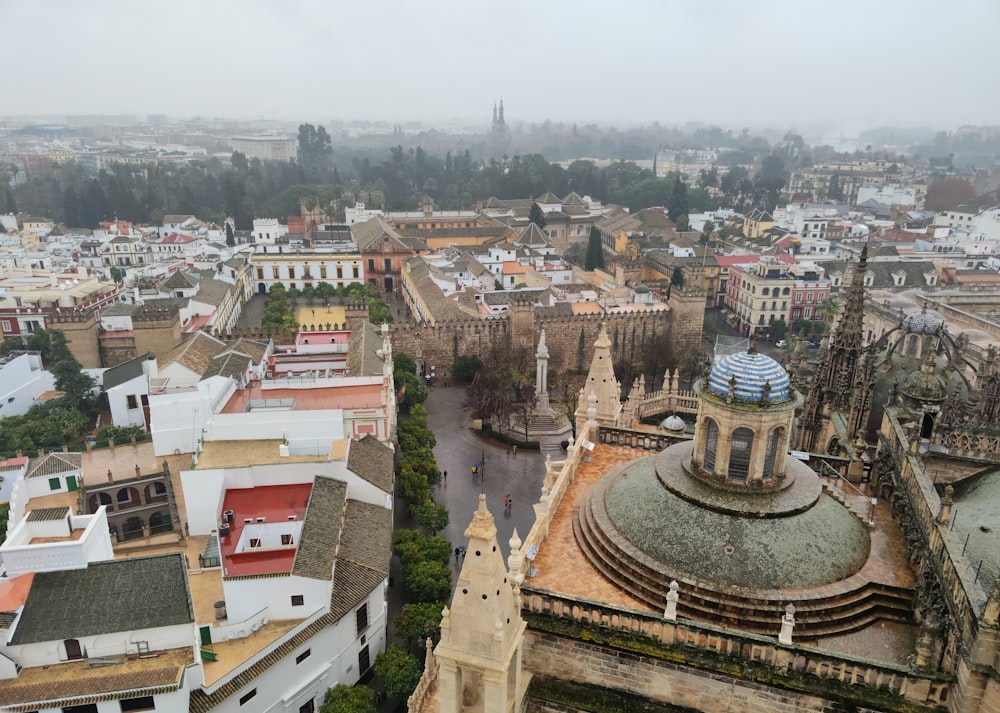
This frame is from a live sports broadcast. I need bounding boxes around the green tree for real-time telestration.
[394,602,444,650]
[668,178,689,227]
[770,318,788,341]
[670,267,685,288]
[297,123,334,183]
[49,331,94,410]
[826,173,843,202]
[225,222,235,247]
[584,227,605,270]
[565,242,587,265]
[374,645,422,701]
[817,297,841,323]
[405,560,452,603]
[262,282,298,330]
[452,355,483,384]
[412,499,449,535]
[319,684,375,713]
[109,266,125,285]
[528,201,546,228]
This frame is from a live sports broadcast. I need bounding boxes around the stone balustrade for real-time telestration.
[521,585,953,711]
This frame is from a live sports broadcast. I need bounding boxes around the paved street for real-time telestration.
[703,306,786,363]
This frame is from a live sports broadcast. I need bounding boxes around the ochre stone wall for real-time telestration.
[133,310,182,363]
[524,631,853,713]
[388,307,684,380]
[47,310,100,369]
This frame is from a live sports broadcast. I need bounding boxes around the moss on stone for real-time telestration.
[528,675,698,713]
[525,612,948,713]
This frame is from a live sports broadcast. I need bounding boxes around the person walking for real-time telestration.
[504,494,511,512]
[442,470,447,482]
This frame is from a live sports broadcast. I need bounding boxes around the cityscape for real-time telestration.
[2,2,1000,713]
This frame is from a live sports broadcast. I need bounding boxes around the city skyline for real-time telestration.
[4,0,999,133]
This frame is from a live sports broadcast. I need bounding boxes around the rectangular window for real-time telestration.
[320,266,327,279]
[299,701,315,713]
[120,696,156,712]
[126,394,139,409]
[239,690,257,706]
[336,266,343,279]
[384,258,392,272]
[281,533,294,545]
[795,294,803,304]
[256,267,263,279]
[288,267,295,279]
[353,266,359,279]
[368,259,375,272]
[295,649,311,664]
[272,267,280,279]
[249,538,261,548]
[0,320,10,332]
[49,477,61,491]
[358,644,370,674]
[291,594,304,606]
[64,706,99,713]
[356,602,369,634]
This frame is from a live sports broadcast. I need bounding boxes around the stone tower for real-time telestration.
[508,297,535,354]
[434,494,526,713]
[576,323,621,428]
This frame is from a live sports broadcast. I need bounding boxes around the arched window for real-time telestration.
[703,419,719,473]
[728,427,754,481]
[763,427,784,480]
[762,287,770,296]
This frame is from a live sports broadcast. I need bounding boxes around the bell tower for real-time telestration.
[434,495,526,713]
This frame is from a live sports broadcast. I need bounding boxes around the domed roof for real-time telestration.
[902,310,943,334]
[661,414,685,432]
[581,442,871,594]
[900,368,948,402]
[707,351,791,402]
[634,284,650,293]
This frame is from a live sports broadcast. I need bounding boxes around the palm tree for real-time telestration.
[817,297,841,324]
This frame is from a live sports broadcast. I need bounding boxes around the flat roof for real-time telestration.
[220,483,313,577]
[194,439,343,470]
[220,383,382,414]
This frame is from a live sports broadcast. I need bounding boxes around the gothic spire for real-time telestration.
[835,241,869,351]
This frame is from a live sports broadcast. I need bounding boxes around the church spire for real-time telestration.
[433,495,526,713]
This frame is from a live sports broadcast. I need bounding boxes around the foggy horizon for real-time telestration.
[5,0,999,135]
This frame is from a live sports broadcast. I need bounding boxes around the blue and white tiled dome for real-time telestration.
[707,351,791,402]
[902,311,943,334]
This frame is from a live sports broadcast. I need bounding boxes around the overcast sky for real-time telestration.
[4,0,998,133]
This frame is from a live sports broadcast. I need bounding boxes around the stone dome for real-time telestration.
[660,414,685,432]
[902,310,943,334]
[575,441,879,635]
[634,284,650,294]
[706,351,791,402]
[900,368,948,402]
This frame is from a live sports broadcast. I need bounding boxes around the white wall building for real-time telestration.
[0,352,55,418]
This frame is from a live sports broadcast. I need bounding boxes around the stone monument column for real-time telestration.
[536,329,550,411]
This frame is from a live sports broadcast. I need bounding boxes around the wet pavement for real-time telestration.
[390,383,546,601]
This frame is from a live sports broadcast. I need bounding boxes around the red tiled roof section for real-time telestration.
[220,484,313,577]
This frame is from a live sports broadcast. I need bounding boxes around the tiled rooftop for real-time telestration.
[0,646,191,708]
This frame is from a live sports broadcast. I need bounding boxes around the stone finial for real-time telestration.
[440,605,451,630]
[727,374,737,402]
[424,637,435,669]
[107,469,113,483]
[936,484,954,526]
[587,390,598,421]
[779,604,796,645]
[494,618,504,642]
[761,380,771,407]
[664,580,680,621]
[507,529,523,583]
[984,578,1000,627]
[464,493,497,541]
